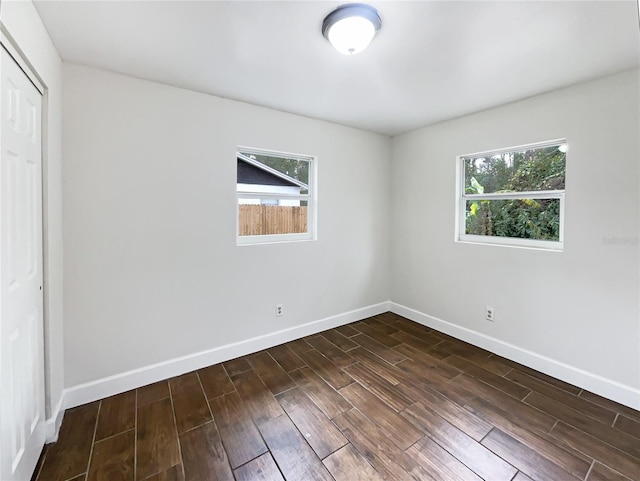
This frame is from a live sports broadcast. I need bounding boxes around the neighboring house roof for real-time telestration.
[237,153,308,189]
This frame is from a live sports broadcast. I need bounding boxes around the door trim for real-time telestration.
[0,26,44,94]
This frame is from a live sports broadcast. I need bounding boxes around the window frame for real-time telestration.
[236,146,316,246]
[455,139,566,251]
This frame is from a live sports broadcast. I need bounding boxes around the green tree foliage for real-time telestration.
[464,146,565,241]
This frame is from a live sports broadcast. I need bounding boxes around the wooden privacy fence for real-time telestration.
[239,205,308,236]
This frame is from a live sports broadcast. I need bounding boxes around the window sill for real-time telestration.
[236,234,316,246]
[456,235,563,252]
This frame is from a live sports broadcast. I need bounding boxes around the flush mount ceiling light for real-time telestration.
[322,3,382,55]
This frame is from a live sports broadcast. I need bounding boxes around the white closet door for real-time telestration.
[0,44,45,481]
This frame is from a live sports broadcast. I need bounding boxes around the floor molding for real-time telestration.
[58,299,638,439]
[390,302,640,410]
[62,301,390,411]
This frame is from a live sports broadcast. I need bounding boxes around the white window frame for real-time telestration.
[455,139,566,251]
[237,146,316,246]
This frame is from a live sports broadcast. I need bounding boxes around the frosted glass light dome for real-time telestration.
[322,4,382,55]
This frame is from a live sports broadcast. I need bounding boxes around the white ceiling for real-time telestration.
[34,0,639,136]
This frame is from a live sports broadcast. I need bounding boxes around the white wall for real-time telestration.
[0,0,65,433]
[57,46,639,408]
[63,64,390,389]
[391,69,640,406]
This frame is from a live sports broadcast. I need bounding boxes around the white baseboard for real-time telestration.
[62,301,390,411]
[45,395,65,442]
[58,298,638,434]
[390,302,640,410]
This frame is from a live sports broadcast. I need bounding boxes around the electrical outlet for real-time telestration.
[276,304,283,316]
[485,306,495,322]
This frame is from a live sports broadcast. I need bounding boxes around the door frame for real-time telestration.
[0,23,56,441]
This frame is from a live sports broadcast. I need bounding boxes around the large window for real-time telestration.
[237,147,315,245]
[457,140,566,250]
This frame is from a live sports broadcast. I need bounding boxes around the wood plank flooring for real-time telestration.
[33,313,640,481]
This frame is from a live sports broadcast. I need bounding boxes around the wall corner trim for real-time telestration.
[61,301,390,411]
[390,302,640,410]
[45,395,65,443]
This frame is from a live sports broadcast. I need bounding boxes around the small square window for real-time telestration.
[456,140,566,250]
[237,147,315,245]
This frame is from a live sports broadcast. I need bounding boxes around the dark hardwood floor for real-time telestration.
[33,312,640,481]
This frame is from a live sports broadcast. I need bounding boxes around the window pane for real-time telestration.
[238,199,308,237]
[463,145,565,194]
[238,151,310,186]
[465,198,561,241]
